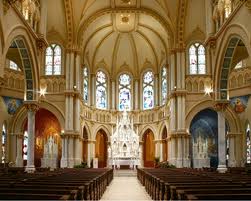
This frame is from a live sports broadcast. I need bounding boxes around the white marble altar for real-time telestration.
[193,134,210,168]
[109,111,140,169]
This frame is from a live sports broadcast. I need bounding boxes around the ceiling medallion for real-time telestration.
[121,16,129,23]
[121,0,131,4]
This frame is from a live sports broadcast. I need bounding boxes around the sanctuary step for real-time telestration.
[114,169,137,177]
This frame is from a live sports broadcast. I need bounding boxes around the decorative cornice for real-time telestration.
[36,34,49,52]
[24,101,39,112]
[170,89,187,97]
[64,90,81,97]
[213,100,230,112]
[61,131,80,138]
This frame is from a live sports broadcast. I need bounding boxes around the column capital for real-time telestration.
[65,47,81,54]
[214,100,229,112]
[170,89,187,98]
[36,34,49,52]
[61,131,80,139]
[24,101,39,112]
[170,47,185,54]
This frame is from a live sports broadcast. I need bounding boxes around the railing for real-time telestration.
[80,102,170,124]
[185,75,212,93]
[228,66,251,89]
[40,75,65,93]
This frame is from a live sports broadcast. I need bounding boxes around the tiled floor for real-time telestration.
[101,176,152,200]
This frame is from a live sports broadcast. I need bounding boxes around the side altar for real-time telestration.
[108,111,140,169]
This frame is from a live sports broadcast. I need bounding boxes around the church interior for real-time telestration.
[1,0,251,200]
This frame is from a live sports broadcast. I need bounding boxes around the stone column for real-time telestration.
[25,103,38,173]
[155,140,160,158]
[205,0,214,37]
[39,0,48,36]
[159,142,163,162]
[74,137,81,165]
[91,74,96,107]
[60,136,68,168]
[167,136,171,162]
[227,132,237,167]
[154,74,159,107]
[111,80,116,110]
[87,141,92,167]
[215,102,228,173]
[15,133,23,167]
[134,79,139,110]
[68,136,74,168]
[169,134,177,166]
[176,136,183,168]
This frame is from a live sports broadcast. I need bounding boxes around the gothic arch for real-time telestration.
[93,125,110,142]
[186,100,241,134]
[158,122,168,140]
[82,123,91,140]
[4,25,39,101]
[140,125,156,141]
[214,24,251,100]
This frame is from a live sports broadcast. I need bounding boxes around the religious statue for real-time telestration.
[41,135,58,169]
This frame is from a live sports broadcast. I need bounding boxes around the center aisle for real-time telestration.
[101,171,152,200]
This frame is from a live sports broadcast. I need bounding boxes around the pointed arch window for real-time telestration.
[83,67,89,104]
[143,71,154,110]
[45,44,62,75]
[161,67,168,105]
[2,124,6,163]
[247,124,251,163]
[118,74,131,111]
[189,43,206,75]
[96,71,107,109]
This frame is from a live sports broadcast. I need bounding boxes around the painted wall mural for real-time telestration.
[2,96,23,115]
[190,109,218,168]
[230,95,250,113]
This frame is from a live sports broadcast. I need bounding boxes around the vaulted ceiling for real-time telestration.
[46,0,206,77]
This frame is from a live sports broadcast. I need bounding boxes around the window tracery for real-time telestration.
[189,43,206,75]
[83,67,88,104]
[96,71,107,109]
[161,67,168,105]
[45,44,62,75]
[143,71,154,110]
[118,74,131,111]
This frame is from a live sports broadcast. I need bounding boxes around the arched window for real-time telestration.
[224,0,232,18]
[23,131,28,161]
[83,67,88,104]
[161,67,168,105]
[2,124,6,163]
[96,71,107,109]
[189,43,206,75]
[9,60,21,71]
[143,71,154,110]
[45,44,62,75]
[118,73,131,111]
[247,124,251,163]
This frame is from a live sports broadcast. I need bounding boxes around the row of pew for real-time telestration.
[0,167,113,200]
[137,168,251,200]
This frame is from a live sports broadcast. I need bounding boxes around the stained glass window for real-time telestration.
[45,44,62,75]
[2,124,6,163]
[143,71,154,110]
[9,60,21,71]
[23,131,28,161]
[83,67,88,104]
[161,67,168,105]
[96,71,107,109]
[189,43,206,74]
[119,74,131,111]
[247,124,251,164]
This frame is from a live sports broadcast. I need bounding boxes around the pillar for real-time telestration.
[68,136,74,168]
[74,137,81,165]
[176,136,183,168]
[227,132,237,167]
[25,103,38,173]
[60,137,68,168]
[15,134,23,167]
[159,142,163,162]
[154,74,159,107]
[205,0,214,37]
[39,0,48,36]
[215,102,228,173]
[87,142,92,167]
[134,79,139,110]
[111,80,116,110]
